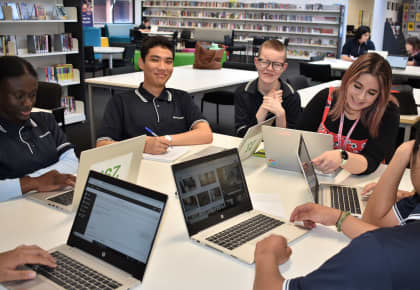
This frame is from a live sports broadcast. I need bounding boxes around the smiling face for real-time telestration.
[0,73,38,123]
[254,47,287,85]
[406,43,414,55]
[345,73,380,116]
[139,46,174,90]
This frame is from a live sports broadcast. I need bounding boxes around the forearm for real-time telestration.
[171,123,213,145]
[341,215,378,239]
[254,256,285,290]
[341,55,353,62]
[342,152,368,174]
[256,107,268,124]
[275,112,286,128]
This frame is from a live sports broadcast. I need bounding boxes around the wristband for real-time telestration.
[340,150,349,167]
[335,211,343,227]
[164,135,172,145]
[336,211,351,232]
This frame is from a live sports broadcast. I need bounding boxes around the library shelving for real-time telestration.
[142,1,345,59]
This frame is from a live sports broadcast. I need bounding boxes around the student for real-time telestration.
[341,26,375,61]
[253,124,420,290]
[96,36,212,154]
[406,37,420,66]
[234,40,302,137]
[0,245,56,283]
[0,56,78,202]
[297,53,399,175]
[137,18,151,32]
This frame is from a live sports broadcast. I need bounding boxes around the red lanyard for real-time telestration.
[338,113,359,150]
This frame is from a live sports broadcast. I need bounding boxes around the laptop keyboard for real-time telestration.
[48,190,74,206]
[28,251,122,290]
[330,185,361,214]
[206,214,284,250]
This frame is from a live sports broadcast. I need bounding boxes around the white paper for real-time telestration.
[143,146,189,163]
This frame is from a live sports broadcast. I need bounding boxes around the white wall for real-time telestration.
[371,0,387,50]
[347,0,374,27]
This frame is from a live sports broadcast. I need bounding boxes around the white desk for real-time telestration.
[146,31,173,37]
[94,46,125,69]
[85,66,258,146]
[0,133,413,290]
[310,58,420,79]
[297,80,420,141]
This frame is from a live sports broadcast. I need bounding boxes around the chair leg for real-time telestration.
[201,99,204,112]
[216,104,219,124]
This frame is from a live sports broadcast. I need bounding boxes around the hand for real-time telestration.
[312,150,342,174]
[290,202,341,228]
[144,136,170,155]
[361,182,377,196]
[261,89,285,118]
[0,245,56,283]
[361,182,414,201]
[254,235,292,265]
[35,170,76,192]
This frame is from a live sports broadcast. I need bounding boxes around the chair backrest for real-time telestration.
[36,81,62,109]
[109,65,136,75]
[392,84,418,115]
[122,45,136,64]
[299,63,331,83]
[223,61,256,71]
[52,107,66,132]
[181,30,191,40]
[287,75,311,91]
[84,46,95,63]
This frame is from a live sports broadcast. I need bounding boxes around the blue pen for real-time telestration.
[145,127,158,137]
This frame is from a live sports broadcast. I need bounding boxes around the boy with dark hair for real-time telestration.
[97,36,212,154]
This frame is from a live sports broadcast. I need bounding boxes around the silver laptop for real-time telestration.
[172,148,308,264]
[297,135,365,216]
[387,55,408,70]
[27,135,146,212]
[6,170,167,290]
[263,126,333,172]
[182,117,275,162]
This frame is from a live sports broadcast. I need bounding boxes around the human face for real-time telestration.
[406,43,414,55]
[345,73,380,115]
[359,32,370,44]
[140,46,174,90]
[254,47,287,85]
[0,73,37,123]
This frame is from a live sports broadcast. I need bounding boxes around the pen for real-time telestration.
[145,127,158,137]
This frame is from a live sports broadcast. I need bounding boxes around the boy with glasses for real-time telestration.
[234,40,301,137]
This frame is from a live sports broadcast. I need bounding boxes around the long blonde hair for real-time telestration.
[329,53,394,138]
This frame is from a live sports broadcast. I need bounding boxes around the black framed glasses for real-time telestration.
[256,58,285,71]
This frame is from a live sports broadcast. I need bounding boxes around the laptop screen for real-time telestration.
[387,55,408,69]
[297,135,320,203]
[68,171,167,281]
[172,149,253,236]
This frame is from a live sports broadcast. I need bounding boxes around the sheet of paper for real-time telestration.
[143,146,189,163]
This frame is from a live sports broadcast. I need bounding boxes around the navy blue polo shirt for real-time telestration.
[97,84,207,142]
[408,52,420,66]
[0,112,73,179]
[285,220,420,290]
[393,194,420,224]
[341,38,375,58]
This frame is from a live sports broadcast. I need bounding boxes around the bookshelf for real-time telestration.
[0,0,86,125]
[143,1,345,59]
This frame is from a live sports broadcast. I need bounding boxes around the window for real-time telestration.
[93,0,133,24]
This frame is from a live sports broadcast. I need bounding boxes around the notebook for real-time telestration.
[143,146,189,163]
[172,148,308,264]
[6,170,167,290]
[297,135,365,216]
[27,135,146,212]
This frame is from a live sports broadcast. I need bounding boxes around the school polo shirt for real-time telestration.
[97,84,208,142]
[393,194,420,224]
[0,112,73,179]
[341,38,375,58]
[284,221,420,290]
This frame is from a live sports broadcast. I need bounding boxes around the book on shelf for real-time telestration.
[61,96,76,113]
[17,2,33,20]
[6,2,21,20]
[53,33,73,52]
[39,64,74,83]
[27,35,52,54]
[0,35,17,56]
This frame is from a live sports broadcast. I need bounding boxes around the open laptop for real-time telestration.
[387,55,408,70]
[27,135,146,212]
[172,148,308,264]
[182,117,275,162]
[297,135,365,216]
[262,126,333,172]
[6,170,167,290]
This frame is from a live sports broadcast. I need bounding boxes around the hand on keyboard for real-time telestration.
[290,202,341,229]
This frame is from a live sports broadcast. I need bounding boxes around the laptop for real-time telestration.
[172,148,308,264]
[262,126,333,172]
[6,170,167,290]
[27,135,146,212]
[387,55,408,70]
[182,117,275,162]
[297,135,365,216]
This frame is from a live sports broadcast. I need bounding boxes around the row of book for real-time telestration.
[61,96,76,113]
[0,2,67,20]
[41,64,74,83]
[0,35,17,55]
[144,1,340,11]
[27,33,74,54]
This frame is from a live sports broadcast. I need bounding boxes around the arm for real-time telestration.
[362,141,414,227]
[260,89,286,128]
[96,94,125,146]
[169,121,213,146]
[234,85,257,137]
[341,40,354,61]
[341,55,354,62]
[312,149,368,174]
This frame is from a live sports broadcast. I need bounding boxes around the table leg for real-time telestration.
[88,85,96,147]
[403,124,411,142]
[109,55,113,69]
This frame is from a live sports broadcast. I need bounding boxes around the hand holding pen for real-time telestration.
[144,127,171,155]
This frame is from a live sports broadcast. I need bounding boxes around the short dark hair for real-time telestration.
[406,37,420,51]
[355,26,371,40]
[0,56,37,86]
[140,36,175,62]
[143,18,150,23]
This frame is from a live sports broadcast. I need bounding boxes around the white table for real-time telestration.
[146,31,174,37]
[310,58,420,79]
[297,80,420,141]
[85,66,258,146]
[93,46,125,69]
[0,133,414,290]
